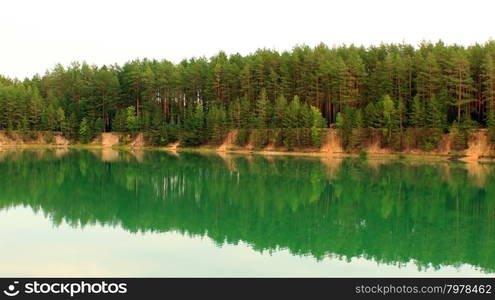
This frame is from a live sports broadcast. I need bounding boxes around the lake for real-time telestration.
[0,149,493,277]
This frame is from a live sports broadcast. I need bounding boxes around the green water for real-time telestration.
[0,149,494,277]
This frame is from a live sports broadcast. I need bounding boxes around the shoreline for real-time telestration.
[0,142,489,163]
[0,130,494,162]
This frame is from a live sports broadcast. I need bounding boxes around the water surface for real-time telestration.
[0,149,494,277]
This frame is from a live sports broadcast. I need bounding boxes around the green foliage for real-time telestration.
[126,106,139,133]
[119,134,131,145]
[113,110,127,132]
[180,103,205,147]
[206,105,228,145]
[148,124,178,146]
[381,95,400,149]
[44,132,55,144]
[1,41,495,152]
[79,118,91,144]
[283,96,302,149]
[65,112,79,140]
[488,109,495,144]
[450,120,472,151]
[310,106,327,148]
[252,129,269,148]
[94,118,104,134]
[235,129,250,146]
[273,95,287,128]
[336,107,355,151]
[255,89,269,129]
[359,150,368,159]
[299,104,312,147]
[350,109,368,150]
[409,95,425,128]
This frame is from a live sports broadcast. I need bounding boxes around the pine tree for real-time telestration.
[410,95,425,128]
[449,50,474,121]
[252,89,269,147]
[79,118,90,143]
[381,95,399,148]
[273,94,287,129]
[67,112,79,140]
[310,106,326,147]
[482,53,495,143]
[113,110,127,132]
[181,103,205,146]
[206,105,227,145]
[255,89,269,129]
[488,108,495,144]
[364,102,381,129]
[29,88,43,130]
[451,121,468,151]
[3,41,495,151]
[416,52,441,100]
[227,98,241,129]
[283,96,301,149]
[299,103,313,146]
[424,96,444,149]
[334,106,355,151]
[126,106,139,133]
[94,118,104,134]
[350,109,367,150]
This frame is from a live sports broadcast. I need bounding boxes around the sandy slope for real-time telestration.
[0,129,493,161]
[101,132,120,148]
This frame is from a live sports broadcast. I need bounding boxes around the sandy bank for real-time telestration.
[1,129,494,162]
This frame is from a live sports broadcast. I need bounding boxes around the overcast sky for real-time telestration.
[1,0,494,79]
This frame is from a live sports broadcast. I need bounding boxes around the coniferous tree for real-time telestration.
[310,106,327,147]
[126,106,139,133]
[113,110,127,133]
[488,108,495,144]
[350,109,367,150]
[1,41,495,150]
[299,103,313,147]
[381,95,399,148]
[252,89,269,147]
[283,96,301,149]
[79,118,90,143]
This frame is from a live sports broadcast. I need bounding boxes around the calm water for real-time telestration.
[0,149,494,277]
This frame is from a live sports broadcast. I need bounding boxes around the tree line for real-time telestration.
[0,40,495,150]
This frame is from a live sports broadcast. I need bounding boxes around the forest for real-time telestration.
[1,40,495,151]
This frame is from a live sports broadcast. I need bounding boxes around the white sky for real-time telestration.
[1,0,494,79]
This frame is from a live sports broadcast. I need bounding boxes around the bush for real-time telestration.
[180,130,204,147]
[79,118,91,144]
[284,128,297,150]
[359,150,368,160]
[311,127,325,148]
[44,132,55,144]
[422,142,435,152]
[119,134,131,145]
[252,129,268,148]
[450,123,468,151]
[274,129,285,147]
[448,151,466,161]
[235,129,250,146]
[21,131,38,142]
[147,124,179,147]
[350,128,368,151]
[4,130,15,140]
[299,128,312,147]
